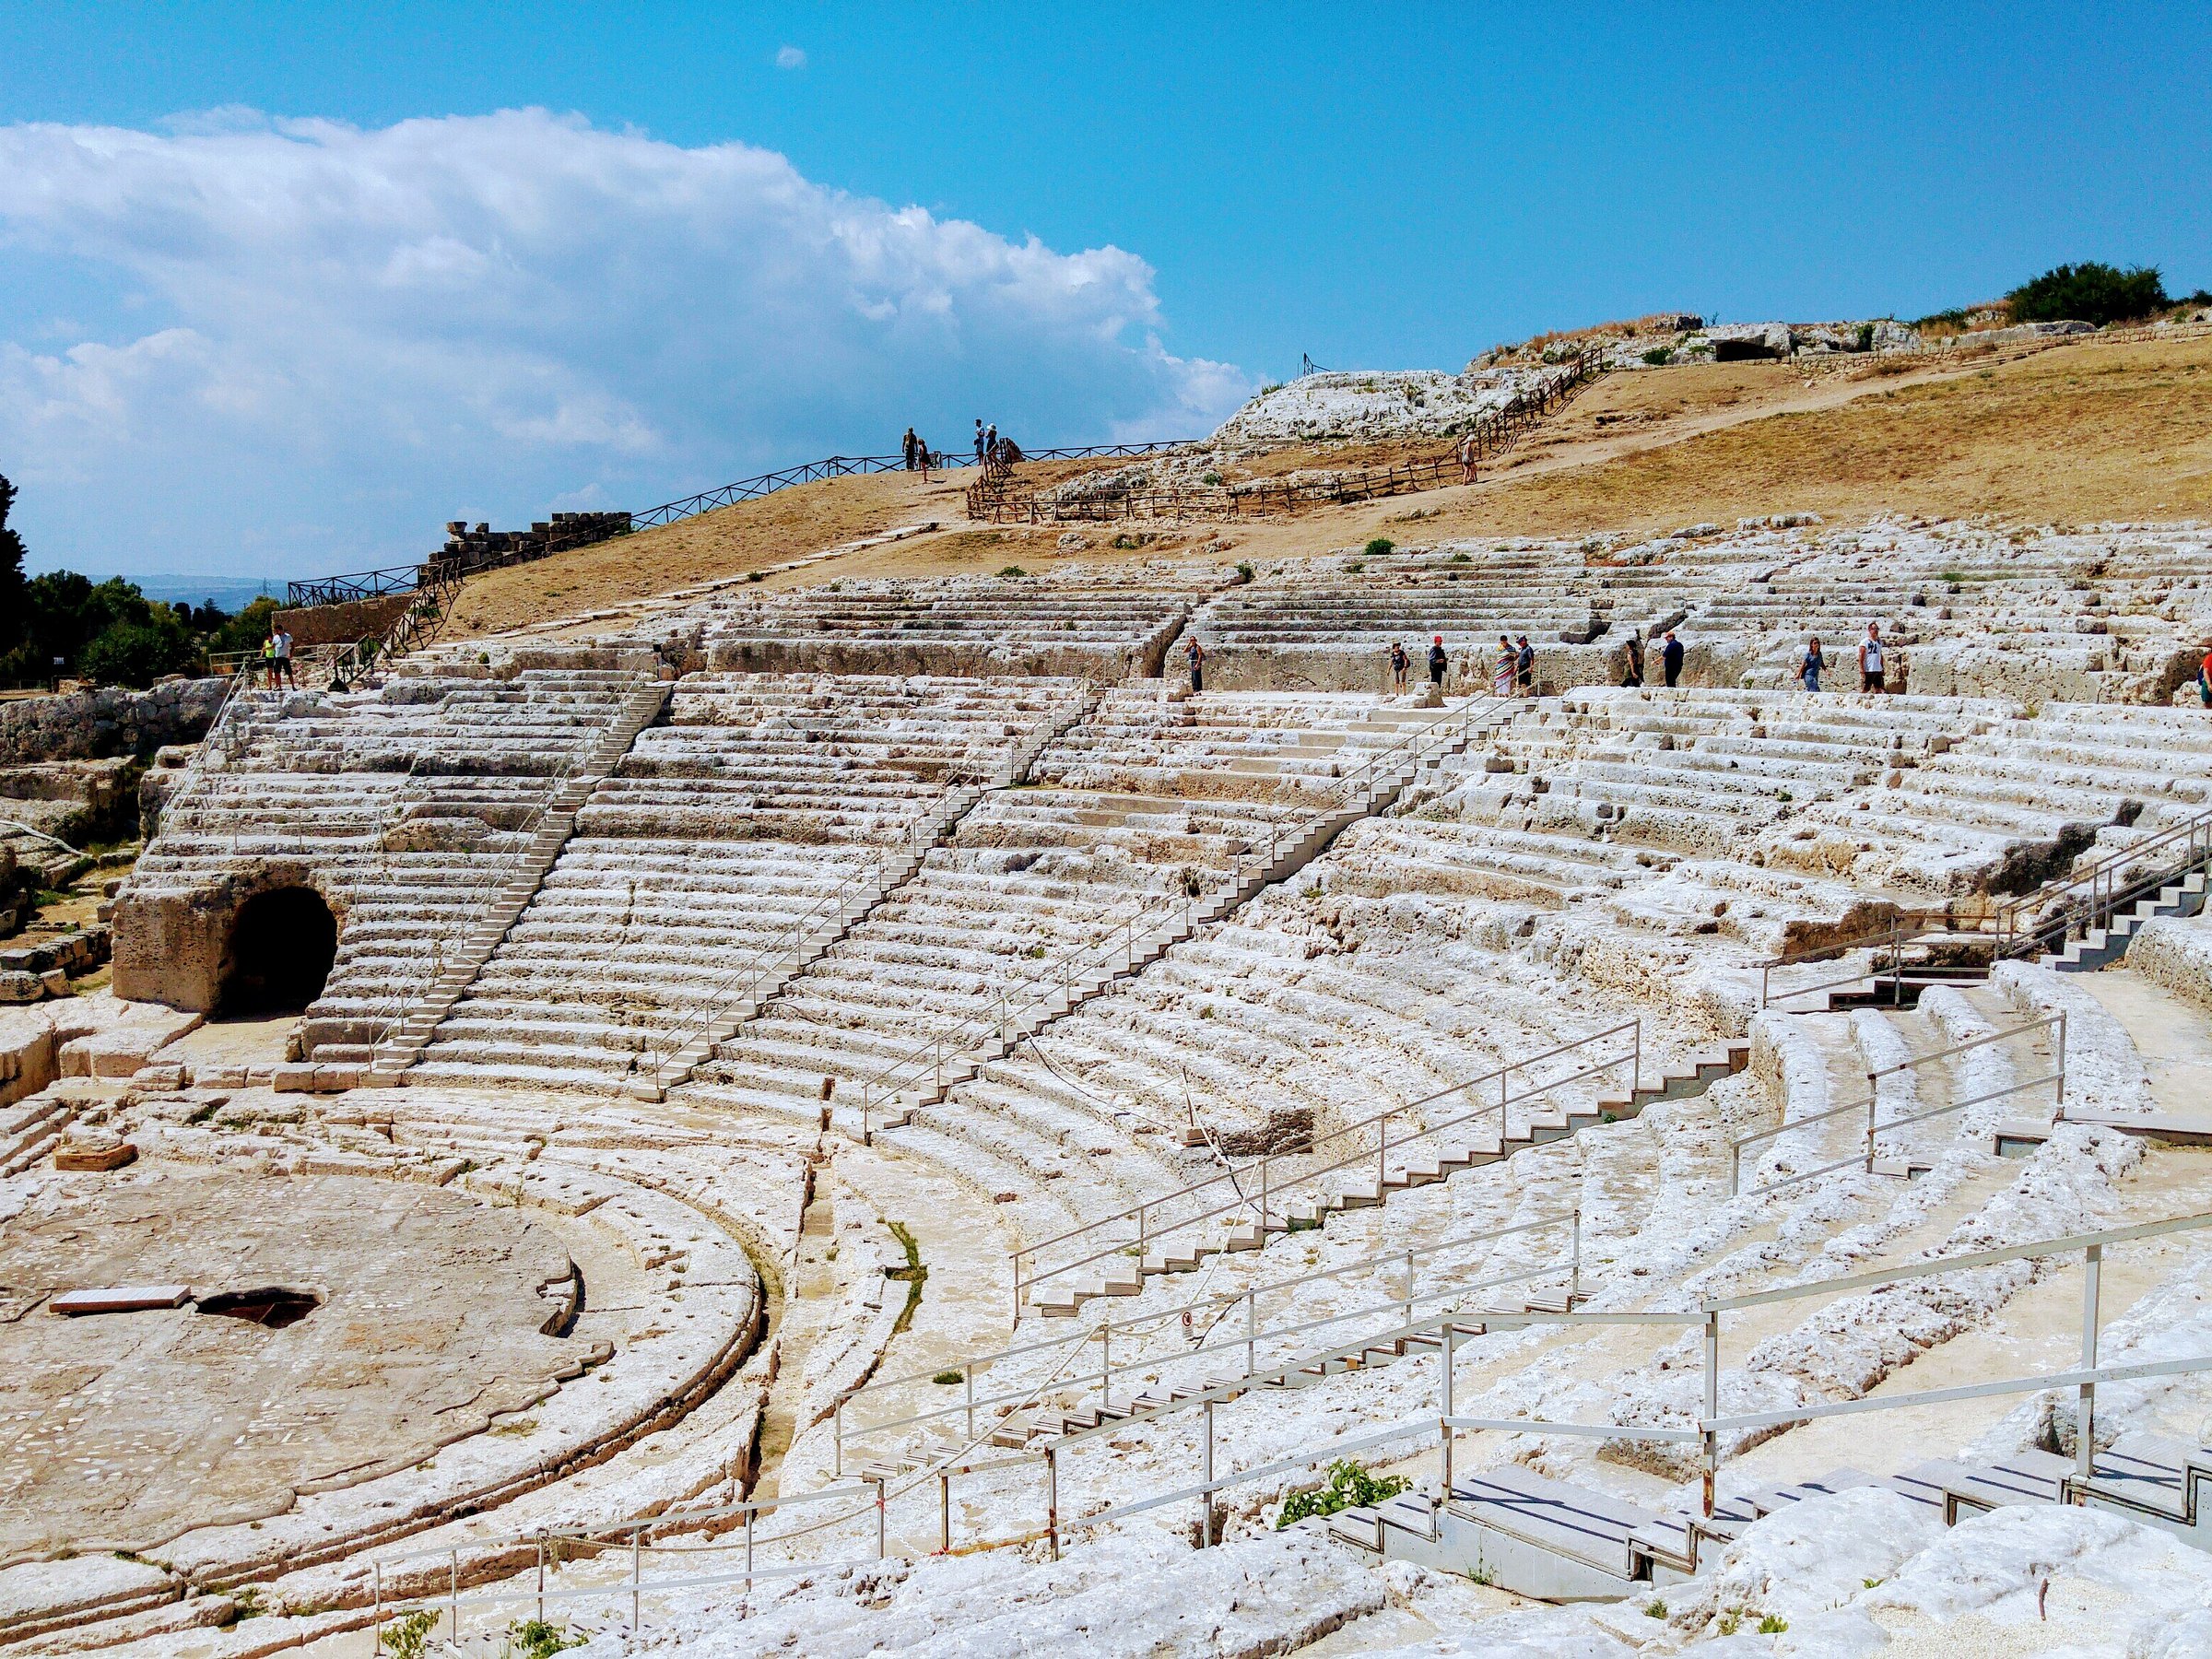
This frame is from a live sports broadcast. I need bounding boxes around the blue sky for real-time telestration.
[1,2,2206,582]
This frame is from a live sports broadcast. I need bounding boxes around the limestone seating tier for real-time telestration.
[406,676,1089,1089]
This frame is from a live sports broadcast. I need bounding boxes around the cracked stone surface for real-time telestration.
[0,1164,582,1559]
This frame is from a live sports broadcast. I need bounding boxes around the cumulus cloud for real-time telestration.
[0,109,1244,577]
[775,45,806,70]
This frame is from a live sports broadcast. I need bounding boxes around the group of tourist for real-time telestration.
[1794,622,1888,693]
[260,624,295,689]
[970,419,1022,468]
[899,427,934,477]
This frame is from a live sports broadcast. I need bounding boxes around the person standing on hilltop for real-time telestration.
[901,427,919,470]
[974,419,986,465]
[1458,429,1478,485]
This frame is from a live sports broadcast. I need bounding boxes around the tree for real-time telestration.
[2007,263,2170,327]
[0,475,27,662]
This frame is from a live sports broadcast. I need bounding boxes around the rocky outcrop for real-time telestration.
[0,678,225,766]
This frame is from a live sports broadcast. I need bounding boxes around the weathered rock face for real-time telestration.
[111,860,335,1012]
[273,594,413,647]
[0,677,226,766]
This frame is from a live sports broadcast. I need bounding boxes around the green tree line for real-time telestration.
[0,474,278,689]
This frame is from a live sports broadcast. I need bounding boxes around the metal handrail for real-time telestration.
[1728,1013,2066,1195]
[349,1209,2212,1622]
[1993,806,2212,955]
[637,855,891,1088]
[1013,1019,1639,1312]
[853,688,1509,1141]
[835,1207,1581,1467]
[358,682,657,1059]
[1755,911,1961,1009]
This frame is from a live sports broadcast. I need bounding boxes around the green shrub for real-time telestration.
[1855,323,1876,352]
[1758,1614,1788,1634]
[932,1370,964,1385]
[379,1610,439,1659]
[997,565,1028,578]
[1275,1459,1410,1527]
[79,616,200,688]
[1202,471,1223,487]
[1364,537,1395,558]
[500,1620,582,1659]
[1641,347,1673,366]
[2008,262,2170,326]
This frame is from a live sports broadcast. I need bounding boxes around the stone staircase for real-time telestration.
[350,681,671,1088]
[2037,869,2209,971]
[1324,1431,2212,1599]
[851,1289,1586,1484]
[1020,1039,1748,1318]
[860,700,1512,1136]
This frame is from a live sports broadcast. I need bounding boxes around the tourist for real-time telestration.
[1186,634,1205,694]
[261,631,278,688]
[1493,635,1516,698]
[901,427,919,470]
[2198,640,2212,707]
[1389,640,1409,692]
[1621,629,1644,688]
[272,624,296,688]
[1516,634,1535,695]
[1428,634,1448,688]
[1458,429,1478,485]
[1858,622,1887,694]
[974,419,986,465]
[1662,629,1684,688]
[1800,635,1826,692]
[914,434,932,480]
[984,422,998,462]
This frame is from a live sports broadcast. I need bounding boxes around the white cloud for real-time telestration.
[775,45,807,70]
[0,109,1245,578]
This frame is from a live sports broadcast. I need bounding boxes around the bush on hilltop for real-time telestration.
[2007,262,2170,326]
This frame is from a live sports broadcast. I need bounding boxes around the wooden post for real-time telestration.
[1046,1447,1060,1560]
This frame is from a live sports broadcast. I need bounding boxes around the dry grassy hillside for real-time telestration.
[453,331,2212,639]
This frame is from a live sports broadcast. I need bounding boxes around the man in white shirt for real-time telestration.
[272,625,296,689]
[1857,622,1886,694]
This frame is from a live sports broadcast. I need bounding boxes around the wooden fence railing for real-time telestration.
[968,343,1608,524]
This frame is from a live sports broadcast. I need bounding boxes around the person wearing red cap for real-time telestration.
[1427,634,1448,688]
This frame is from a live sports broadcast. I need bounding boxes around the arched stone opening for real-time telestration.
[218,887,336,1015]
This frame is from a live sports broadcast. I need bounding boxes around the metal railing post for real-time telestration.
[966,1361,977,1441]
[1201,1399,1216,1547]
[1700,1310,1720,1518]
[535,1537,545,1624]
[1100,1325,1112,1408]
[1245,1288,1257,1374]
[449,1548,458,1644]
[1571,1207,1583,1300]
[876,1477,888,1559]
[834,1398,844,1477]
[372,1560,382,1659]
[939,1470,952,1555]
[1046,1447,1061,1560]
[1865,1075,1878,1173]
[631,1525,642,1634]
[1440,1321,1456,1503]
[2055,1011,2069,1116]
[2078,1241,2102,1483]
